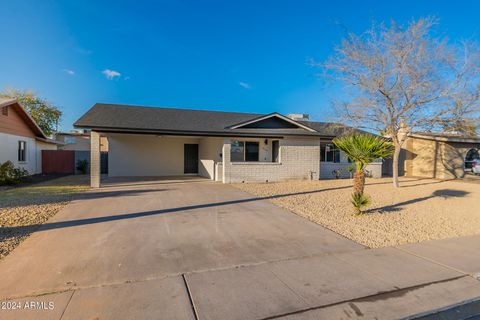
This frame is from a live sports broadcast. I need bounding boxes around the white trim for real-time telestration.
[228,113,317,132]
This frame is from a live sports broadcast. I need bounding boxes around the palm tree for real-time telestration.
[333,134,394,214]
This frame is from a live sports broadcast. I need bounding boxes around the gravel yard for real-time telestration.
[234,177,480,248]
[0,175,88,259]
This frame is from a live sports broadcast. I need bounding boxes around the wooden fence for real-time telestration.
[42,150,75,174]
[41,150,108,174]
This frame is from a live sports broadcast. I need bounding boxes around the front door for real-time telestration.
[184,144,199,174]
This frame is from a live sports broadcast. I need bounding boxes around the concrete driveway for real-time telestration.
[1,177,479,320]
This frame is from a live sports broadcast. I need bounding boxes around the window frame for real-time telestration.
[320,143,341,163]
[18,140,27,162]
[271,140,280,163]
[230,140,245,162]
[230,140,262,162]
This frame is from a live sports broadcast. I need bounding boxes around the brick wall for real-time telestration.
[90,131,100,188]
[222,137,320,183]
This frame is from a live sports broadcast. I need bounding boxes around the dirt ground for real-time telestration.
[0,175,89,259]
[234,177,480,248]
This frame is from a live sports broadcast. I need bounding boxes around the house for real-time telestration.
[401,132,480,179]
[55,130,109,152]
[54,130,109,174]
[0,98,59,175]
[74,103,383,187]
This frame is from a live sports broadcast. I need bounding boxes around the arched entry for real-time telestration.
[465,148,479,170]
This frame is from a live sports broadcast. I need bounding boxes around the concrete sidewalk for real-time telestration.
[2,237,480,320]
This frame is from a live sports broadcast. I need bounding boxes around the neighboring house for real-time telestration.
[53,131,109,174]
[75,103,383,187]
[401,132,480,179]
[0,98,59,174]
[55,131,109,152]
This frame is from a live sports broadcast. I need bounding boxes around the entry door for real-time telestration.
[184,144,199,174]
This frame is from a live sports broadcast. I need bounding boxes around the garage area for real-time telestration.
[106,133,224,180]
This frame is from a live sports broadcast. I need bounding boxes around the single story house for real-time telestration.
[54,130,109,175]
[74,103,383,187]
[55,130,109,152]
[0,98,59,174]
[401,132,480,179]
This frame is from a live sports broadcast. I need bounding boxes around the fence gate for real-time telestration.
[42,150,75,174]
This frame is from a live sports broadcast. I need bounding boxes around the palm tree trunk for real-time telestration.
[353,170,365,195]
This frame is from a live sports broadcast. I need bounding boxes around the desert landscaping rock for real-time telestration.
[234,177,480,248]
[0,176,88,259]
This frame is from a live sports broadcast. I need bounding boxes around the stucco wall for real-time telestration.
[222,137,320,183]
[441,142,478,179]
[403,137,478,179]
[0,132,57,175]
[0,132,37,174]
[57,134,109,152]
[404,138,441,178]
[107,133,201,176]
[198,137,223,179]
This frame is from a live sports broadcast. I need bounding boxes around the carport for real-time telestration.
[91,131,224,186]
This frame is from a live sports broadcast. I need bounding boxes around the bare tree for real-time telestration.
[319,17,480,187]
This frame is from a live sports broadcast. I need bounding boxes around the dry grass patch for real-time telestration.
[0,175,89,259]
[233,177,480,248]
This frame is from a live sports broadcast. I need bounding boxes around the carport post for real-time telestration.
[90,131,101,188]
[222,138,230,183]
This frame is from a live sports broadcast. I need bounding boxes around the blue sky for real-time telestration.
[1,0,479,130]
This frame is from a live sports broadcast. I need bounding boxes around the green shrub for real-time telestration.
[351,193,370,215]
[76,159,89,174]
[0,161,30,185]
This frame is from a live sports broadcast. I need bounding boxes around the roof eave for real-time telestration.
[74,125,334,139]
[35,137,65,145]
[409,133,480,144]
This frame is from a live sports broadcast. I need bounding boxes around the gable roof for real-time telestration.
[227,113,317,132]
[0,98,48,139]
[74,103,359,138]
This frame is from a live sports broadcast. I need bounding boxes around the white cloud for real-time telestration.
[238,81,251,89]
[102,69,121,80]
[62,69,75,75]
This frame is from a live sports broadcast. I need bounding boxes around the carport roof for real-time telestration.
[74,103,360,138]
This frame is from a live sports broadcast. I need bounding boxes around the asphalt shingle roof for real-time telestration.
[74,103,359,138]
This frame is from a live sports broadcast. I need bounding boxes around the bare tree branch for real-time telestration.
[319,17,480,187]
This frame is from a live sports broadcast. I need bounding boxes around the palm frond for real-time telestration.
[333,134,394,171]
